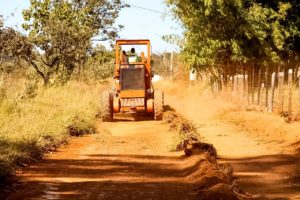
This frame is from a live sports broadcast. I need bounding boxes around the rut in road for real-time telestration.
[7,119,200,200]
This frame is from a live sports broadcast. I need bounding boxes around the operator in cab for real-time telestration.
[128,48,139,63]
[121,50,128,64]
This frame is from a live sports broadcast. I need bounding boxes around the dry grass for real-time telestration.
[0,79,104,178]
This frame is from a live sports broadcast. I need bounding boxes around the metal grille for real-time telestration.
[121,98,144,107]
[120,67,145,90]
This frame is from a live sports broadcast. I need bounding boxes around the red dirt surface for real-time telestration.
[160,81,300,200]
[4,115,240,200]
[4,80,300,199]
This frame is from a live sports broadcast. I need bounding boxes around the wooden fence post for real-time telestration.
[247,67,251,105]
[269,72,276,112]
[288,69,293,116]
[265,68,269,110]
[278,70,284,114]
[251,67,255,105]
[231,75,234,99]
[236,74,239,102]
[298,67,300,114]
[220,74,223,93]
[257,68,261,106]
[243,68,246,103]
[227,75,230,99]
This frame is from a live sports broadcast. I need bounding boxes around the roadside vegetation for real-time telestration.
[0,78,104,178]
[163,110,200,151]
[0,0,126,179]
[166,0,300,119]
[0,0,173,180]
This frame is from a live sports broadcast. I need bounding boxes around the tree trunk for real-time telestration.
[43,75,50,87]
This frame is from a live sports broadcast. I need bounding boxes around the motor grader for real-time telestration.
[101,39,164,121]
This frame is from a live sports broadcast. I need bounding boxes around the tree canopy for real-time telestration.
[20,0,125,85]
[166,0,300,69]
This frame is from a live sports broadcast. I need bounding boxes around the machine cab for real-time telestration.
[114,40,152,100]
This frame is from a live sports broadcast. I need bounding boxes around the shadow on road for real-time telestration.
[5,154,200,200]
[221,152,300,199]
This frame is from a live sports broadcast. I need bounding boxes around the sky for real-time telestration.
[0,0,183,53]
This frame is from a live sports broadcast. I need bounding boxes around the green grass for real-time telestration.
[0,80,103,178]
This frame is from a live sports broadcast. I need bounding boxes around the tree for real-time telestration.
[0,28,35,73]
[22,0,125,85]
[166,0,300,69]
[166,0,300,111]
[85,44,114,80]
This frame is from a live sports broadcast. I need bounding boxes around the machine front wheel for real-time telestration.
[101,91,113,122]
[154,90,164,120]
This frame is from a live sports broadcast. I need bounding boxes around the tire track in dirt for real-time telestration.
[5,119,200,200]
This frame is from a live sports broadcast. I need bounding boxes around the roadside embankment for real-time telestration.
[163,109,250,199]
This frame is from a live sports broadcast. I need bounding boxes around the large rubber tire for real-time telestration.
[101,91,113,122]
[154,90,164,120]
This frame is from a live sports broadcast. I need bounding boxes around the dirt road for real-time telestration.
[163,82,300,200]
[4,81,300,200]
[6,119,202,200]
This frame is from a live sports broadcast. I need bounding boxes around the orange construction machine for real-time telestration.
[101,39,164,121]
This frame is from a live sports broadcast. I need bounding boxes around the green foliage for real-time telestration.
[151,53,165,76]
[0,28,33,62]
[21,0,125,85]
[0,1,125,85]
[0,29,36,77]
[166,0,300,69]
[162,34,184,49]
[85,45,115,81]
